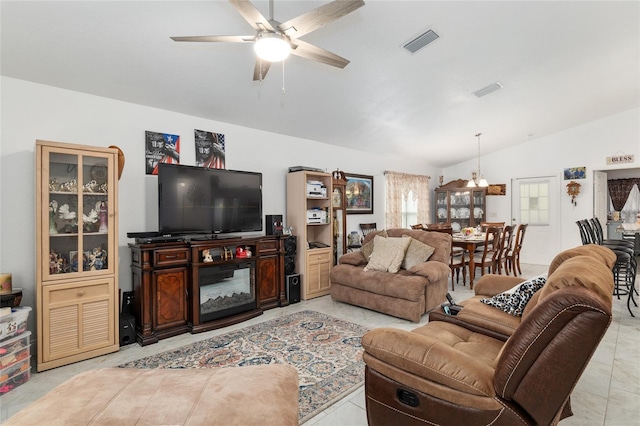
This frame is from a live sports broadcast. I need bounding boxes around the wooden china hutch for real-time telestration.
[435,179,487,230]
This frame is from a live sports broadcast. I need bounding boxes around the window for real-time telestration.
[519,181,549,225]
[384,171,430,229]
[402,190,418,228]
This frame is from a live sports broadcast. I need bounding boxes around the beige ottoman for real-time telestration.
[5,365,299,425]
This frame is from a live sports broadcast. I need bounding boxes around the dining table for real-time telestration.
[452,232,487,289]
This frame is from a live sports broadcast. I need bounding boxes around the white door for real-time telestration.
[511,176,560,265]
[593,171,608,238]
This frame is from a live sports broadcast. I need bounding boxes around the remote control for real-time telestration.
[446,293,456,306]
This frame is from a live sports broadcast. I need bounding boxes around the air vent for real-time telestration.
[473,82,503,98]
[403,29,439,53]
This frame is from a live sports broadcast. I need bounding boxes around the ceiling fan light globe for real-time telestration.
[254,33,291,62]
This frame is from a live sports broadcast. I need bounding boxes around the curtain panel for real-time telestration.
[609,178,640,211]
[384,171,431,229]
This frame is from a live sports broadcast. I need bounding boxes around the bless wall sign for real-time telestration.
[606,154,634,165]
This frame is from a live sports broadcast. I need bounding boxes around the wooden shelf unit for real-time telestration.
[286,171,333,299]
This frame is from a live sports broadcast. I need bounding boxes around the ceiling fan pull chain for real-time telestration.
[282,60,286,94]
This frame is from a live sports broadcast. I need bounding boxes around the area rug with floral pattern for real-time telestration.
[119,310,369,423]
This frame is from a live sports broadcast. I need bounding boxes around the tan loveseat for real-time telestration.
[330,228,451,322]
[361,245,616,425]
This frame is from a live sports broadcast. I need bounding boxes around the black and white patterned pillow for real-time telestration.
[480,276,547,316]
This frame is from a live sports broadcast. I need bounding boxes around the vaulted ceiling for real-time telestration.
[2,1,638,166]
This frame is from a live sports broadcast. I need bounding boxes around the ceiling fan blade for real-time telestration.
[253,60,271,81]
[229,0,275,32]
[278,0,365,39]
[290,39,349,69]
[170,35,255,43]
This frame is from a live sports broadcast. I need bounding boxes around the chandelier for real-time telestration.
[467,133,489,188]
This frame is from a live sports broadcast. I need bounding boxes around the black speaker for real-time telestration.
[121,291,134,314]
[284,235,297,255]
[286,274,301,304]
[119,313,136,346]
[283,235,296,275]
[265,214,283,235]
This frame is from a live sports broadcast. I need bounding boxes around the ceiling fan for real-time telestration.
[171,0,365,81]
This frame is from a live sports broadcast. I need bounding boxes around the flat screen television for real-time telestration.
[158,163,263,235]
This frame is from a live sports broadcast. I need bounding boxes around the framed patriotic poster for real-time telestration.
[195,129,226,169]
[145,131,180,175]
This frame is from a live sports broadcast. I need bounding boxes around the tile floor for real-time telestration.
[1,262,638,425]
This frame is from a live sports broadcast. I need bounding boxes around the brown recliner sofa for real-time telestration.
[361,245,616,425]
[428,244,617,340]
[330,229,451,322]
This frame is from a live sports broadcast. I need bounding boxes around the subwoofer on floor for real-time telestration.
[286,274,301,304]
[119,313,136,346]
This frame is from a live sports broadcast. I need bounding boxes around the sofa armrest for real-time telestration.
[338,251,367,266]
[474,274,525,296]
[409,261,450,282]
[362,328,495,397]
[428,309,511,341]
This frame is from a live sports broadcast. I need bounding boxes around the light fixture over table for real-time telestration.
[467,133,489,188]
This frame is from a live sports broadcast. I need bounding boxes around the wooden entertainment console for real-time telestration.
[129,235,289,346]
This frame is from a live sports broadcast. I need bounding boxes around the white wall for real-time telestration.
[443,107,640,256]
[0,76,439,311]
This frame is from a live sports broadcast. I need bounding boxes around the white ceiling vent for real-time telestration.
[403,29,439,53]
[473,82,503,98]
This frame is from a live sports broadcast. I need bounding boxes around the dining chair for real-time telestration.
[470,226,502,278]
[480,221,506,231]
[576,218,637,315]
[576,220,593,245]
[360,223,377,239]
[473,222,507,254]
[426,225,465,290]
[506,223,528,276]
[494,225,514,275]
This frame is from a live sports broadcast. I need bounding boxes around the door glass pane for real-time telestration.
[83,156,110,272]
[49,152,79,275]
[520,181,550,225]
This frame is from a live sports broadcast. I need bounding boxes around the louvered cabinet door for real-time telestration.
[39,278,118,371]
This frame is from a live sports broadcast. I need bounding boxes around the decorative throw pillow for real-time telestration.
[364,235,412,273]
[480,275,547,316]
[361,229,388,260]
[401,236,435,270]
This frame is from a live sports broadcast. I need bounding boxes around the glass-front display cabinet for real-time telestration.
[332,171,348,265]
[35,140,119,371]
[435,180,486,231]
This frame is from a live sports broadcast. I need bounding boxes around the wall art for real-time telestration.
[487,184,506,196]
[563,166,586,180]
[195,129,226,169]
[345,173,373,214]
[145,131,180,175]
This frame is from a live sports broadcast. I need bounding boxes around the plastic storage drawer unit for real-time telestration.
[0,331,31,394]
[0,307,31,342]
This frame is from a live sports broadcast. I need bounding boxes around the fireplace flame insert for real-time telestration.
[199,260,256,323]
